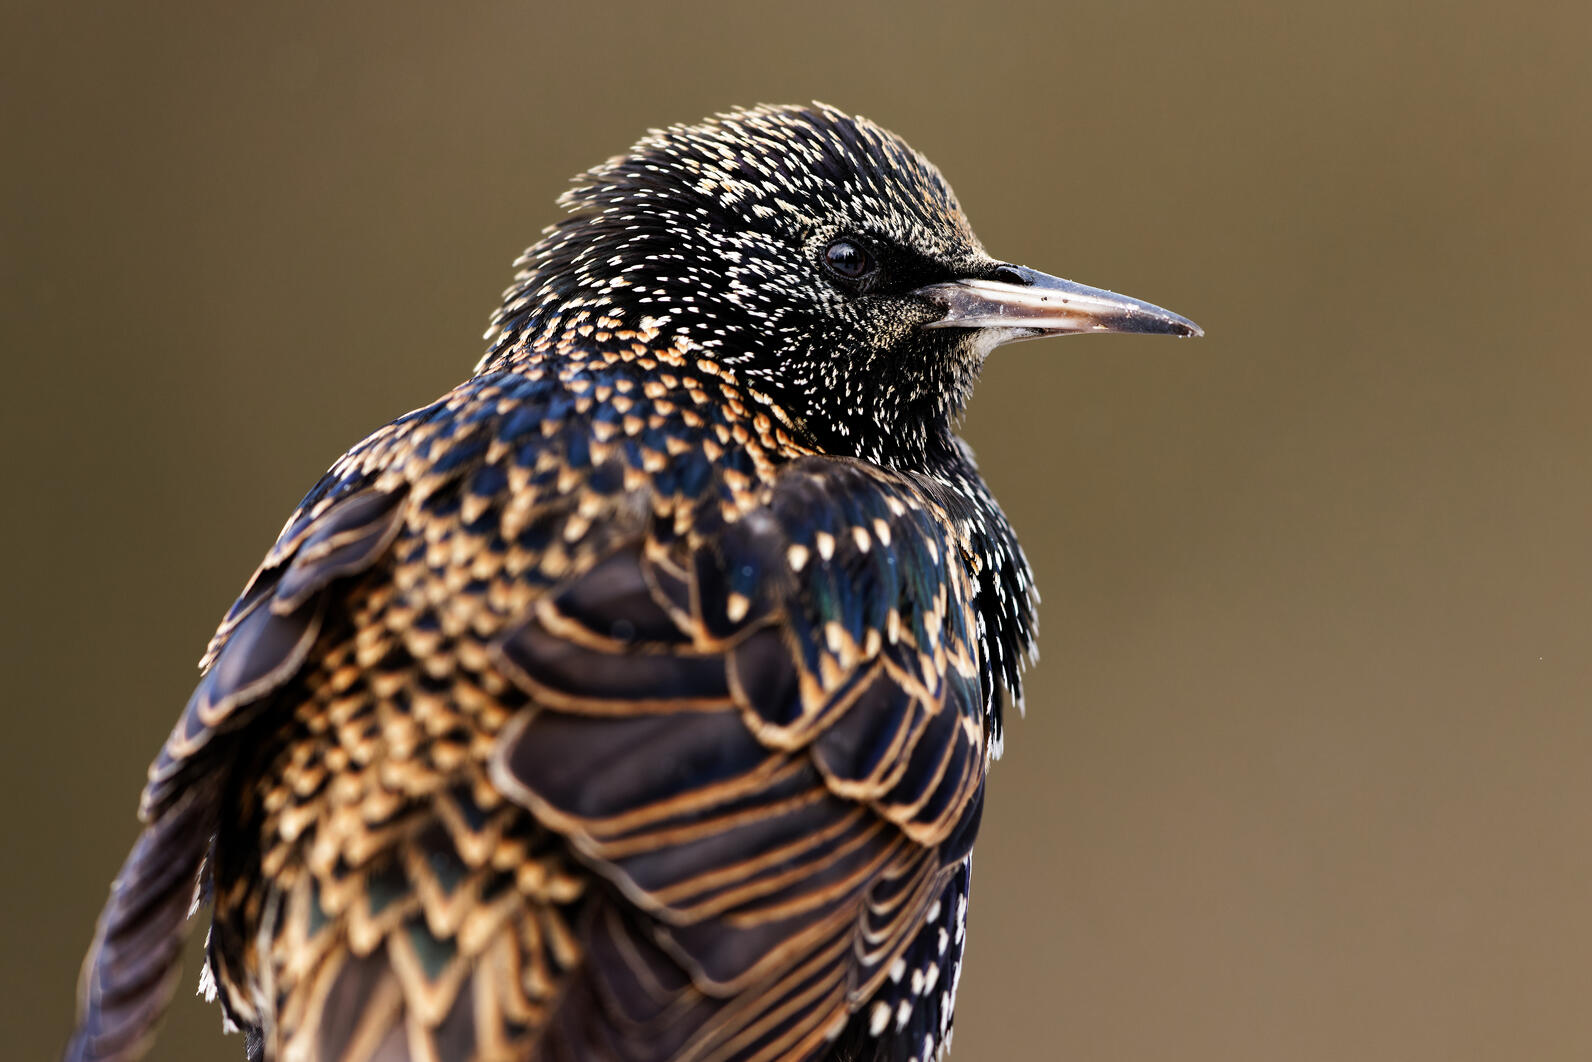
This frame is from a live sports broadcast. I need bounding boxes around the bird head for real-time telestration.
[485,103,1200,468]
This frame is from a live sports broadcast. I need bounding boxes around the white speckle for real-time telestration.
[896,999,913,1029]
[889,957,906,983]
[197,961,218,1002]
[869,1001,891,1036]
[815,531,836,561]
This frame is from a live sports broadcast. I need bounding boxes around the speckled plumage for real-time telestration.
[67,103,1198,1062]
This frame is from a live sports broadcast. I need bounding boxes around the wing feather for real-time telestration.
[68,486,409,1062]
[490,456,988,1059]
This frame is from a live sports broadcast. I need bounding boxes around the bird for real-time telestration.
[66,102,1200,1062]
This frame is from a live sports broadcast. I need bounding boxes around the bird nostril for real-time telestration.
[990,264,1031,286]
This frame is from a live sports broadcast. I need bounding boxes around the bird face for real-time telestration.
[487,103,1199,468]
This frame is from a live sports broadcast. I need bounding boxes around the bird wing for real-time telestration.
[490,455,989,1061]
[67,481,408,1062]
[142,484,409,819]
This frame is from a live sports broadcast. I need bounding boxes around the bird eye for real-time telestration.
[822,238,874,281]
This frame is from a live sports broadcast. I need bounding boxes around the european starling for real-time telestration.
[67,103,1200,1062]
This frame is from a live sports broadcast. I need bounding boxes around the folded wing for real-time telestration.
[490,457,988,1061]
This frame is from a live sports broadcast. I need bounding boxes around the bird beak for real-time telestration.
[916,265,1202,340]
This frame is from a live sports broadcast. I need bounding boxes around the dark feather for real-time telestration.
[66,786,215,1062]
[487,454,990,1056]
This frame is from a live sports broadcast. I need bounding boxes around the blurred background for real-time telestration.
[6,1,1590,1059]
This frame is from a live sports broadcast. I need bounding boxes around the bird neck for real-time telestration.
[480,314,969,477]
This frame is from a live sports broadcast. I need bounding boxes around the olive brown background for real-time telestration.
[7,2,1590,1059]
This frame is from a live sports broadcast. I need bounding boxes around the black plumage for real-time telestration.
[66,103,1199,1062]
